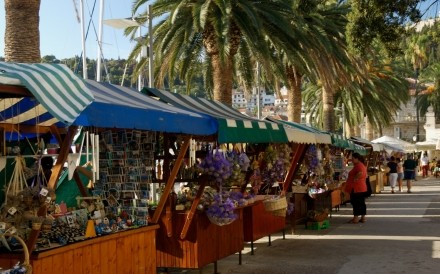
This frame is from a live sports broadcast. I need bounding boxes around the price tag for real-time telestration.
[0,222,5,231]
[45,196,52,203]
[40,188,49,196]
[7,207,17,215]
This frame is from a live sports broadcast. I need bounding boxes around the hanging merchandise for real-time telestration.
[4,156,29,204]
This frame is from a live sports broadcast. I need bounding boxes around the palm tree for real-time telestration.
[4,0,41,63]
[128,0,298,105]
[418,63,440,120]
[303,56,410,138]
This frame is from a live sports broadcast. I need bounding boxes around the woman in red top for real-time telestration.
[345,152,368,223]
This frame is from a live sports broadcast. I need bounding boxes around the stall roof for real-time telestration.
[144,88,289,143]
[73,80,217,135]
[350,136,384,152]
[0,62,217,136]
[371,136,414,152]
[266,118,331,144]
[0,62,93,126]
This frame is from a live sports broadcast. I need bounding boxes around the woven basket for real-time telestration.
[292,185,308,193]
[263,196,287,212]
[207,215,236,226]
[272,208,287,217]
[2,234,32,273]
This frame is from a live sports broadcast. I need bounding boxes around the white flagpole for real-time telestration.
[80,0,88,79]
[97,0,105,82]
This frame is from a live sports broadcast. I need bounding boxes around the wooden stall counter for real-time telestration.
[243,198,286,254]
[155,209,244,271]
[0,225,159,274]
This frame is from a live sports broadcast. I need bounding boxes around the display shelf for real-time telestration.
[0,225,159,274]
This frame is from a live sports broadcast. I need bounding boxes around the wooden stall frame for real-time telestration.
[152,135,191,224]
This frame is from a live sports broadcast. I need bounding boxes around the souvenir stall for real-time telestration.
[0,62,218,274]
[351,137,386,194]
[145,88,317,270]
[266,119,336,227]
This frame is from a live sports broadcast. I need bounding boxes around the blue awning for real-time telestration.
[73,80,217,135]
[0,63,217,136]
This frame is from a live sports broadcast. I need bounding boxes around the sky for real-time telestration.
[0,0,439,61]
[0,0,148,60]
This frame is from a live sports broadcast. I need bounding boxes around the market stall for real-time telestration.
[0,62,218,274]
[144,88,324,268]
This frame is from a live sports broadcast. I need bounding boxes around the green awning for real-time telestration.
[144,88,289,143]
[0,62,94,124]
[267,118,332,144]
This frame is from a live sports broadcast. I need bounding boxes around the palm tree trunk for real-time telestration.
[211,54,232,105]
[322,85,335,132]
[4,0,41,63]
[286,65,302,122]
[365,117,374,140]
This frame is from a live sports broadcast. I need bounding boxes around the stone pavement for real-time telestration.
[186,176,440,274]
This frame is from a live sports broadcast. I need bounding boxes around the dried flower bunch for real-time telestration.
[198,150,232,186]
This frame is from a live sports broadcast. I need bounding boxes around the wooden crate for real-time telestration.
[243,200,285,242]
[156,209,244,269]
[0,225,159,274]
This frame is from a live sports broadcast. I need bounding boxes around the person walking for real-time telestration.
[345,152,368,224]
[387,156,398,193]
[421,153,429,178]
[403,155,417,193]
[396,158,404,192]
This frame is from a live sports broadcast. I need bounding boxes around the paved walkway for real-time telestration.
[190,176,440,274]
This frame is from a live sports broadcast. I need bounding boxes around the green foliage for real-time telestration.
[346,0,423,57]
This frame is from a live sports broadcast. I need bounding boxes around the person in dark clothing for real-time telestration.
[387,156,398,193]
[403,155,417,193]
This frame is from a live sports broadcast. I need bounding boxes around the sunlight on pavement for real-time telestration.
[433,241,440,258]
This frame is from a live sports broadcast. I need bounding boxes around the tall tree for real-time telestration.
[346,0,422,57]
[128,0,297,105]
[4,0,41,63]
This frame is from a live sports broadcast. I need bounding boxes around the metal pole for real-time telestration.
[96,0,105,82]
[80,0,88,79]
[148,5,154,88]
[415,68,420,141]
[138,26,142,91]
[342,103,345,138]
[256,62,260,119]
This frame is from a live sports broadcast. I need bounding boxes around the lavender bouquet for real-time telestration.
[206,192,238,226]
[198,150,232,186]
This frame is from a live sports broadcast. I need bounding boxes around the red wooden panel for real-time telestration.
[52,251,64,274]
[243,202,285,242]
[73,247,83,274]
[134,232,143,274]
[99,240,109,274]
[63,250,74,274]
[82,244,92,274]
[32,259,43,274]
[107,238,117,274]
[41,255,53,274]
[116,236,126,272]
[144,229,157,274]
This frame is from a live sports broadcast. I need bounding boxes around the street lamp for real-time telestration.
[415,68,420,142]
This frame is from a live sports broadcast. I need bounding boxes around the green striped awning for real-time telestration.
[0,62,93,124]
[144,88,289,143]
[267,118,332,144]
[330,133,367,155]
